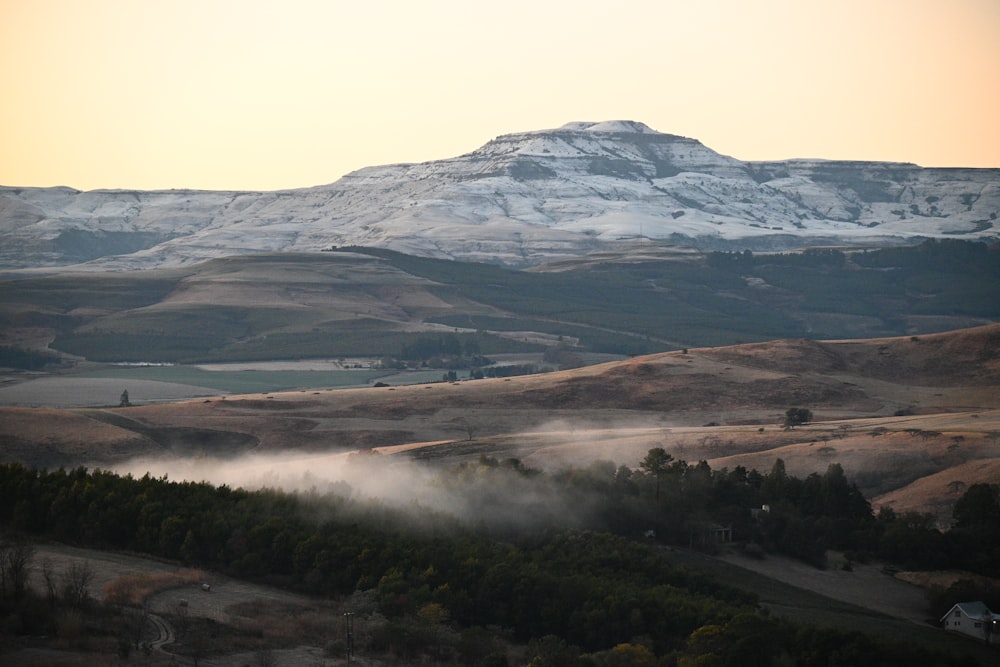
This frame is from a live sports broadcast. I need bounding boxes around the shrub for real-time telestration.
[784,408,812,427]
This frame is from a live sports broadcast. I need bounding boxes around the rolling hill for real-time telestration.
[3,324,998,526]
[2,240,998,368]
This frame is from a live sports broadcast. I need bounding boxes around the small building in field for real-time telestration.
[940,601,998,644]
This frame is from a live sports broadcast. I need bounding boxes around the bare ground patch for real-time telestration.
[21,543,341,666]
[717,550,930,622]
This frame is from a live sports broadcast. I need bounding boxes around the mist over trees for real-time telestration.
[1,457,995,665]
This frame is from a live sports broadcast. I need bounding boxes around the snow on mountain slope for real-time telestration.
[1,121,997,270]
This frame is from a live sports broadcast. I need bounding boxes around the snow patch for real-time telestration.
[556,120,659,134]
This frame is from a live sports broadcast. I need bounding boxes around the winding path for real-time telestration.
[146,612,175,652]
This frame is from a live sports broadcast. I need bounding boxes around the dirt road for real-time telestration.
[27,542,333,666]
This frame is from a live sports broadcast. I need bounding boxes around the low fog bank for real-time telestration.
[111,416,673,494]
[115,450,412,500]
[107,418,762,535]
[110,445,601,535]
[512,419,671,469]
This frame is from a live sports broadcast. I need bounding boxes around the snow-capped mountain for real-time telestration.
[2,121,997,269]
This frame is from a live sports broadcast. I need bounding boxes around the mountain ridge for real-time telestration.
[2,121,997,270]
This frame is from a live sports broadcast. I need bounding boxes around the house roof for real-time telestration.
[940,601,993,623]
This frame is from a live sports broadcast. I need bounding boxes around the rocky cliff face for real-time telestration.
[2,121,997,269]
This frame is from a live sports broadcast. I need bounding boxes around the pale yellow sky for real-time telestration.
[2,0,998,191]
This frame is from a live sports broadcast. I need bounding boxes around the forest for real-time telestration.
[2,452,998,665]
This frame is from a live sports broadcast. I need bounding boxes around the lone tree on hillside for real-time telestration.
[784,407,812,427]
[457,417,477,441]
[640,447,674,501]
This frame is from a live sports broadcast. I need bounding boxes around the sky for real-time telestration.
[2,0,998,192]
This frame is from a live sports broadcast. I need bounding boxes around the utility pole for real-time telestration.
[344,611,354,664]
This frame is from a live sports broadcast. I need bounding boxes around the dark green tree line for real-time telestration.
[1,459,995,665]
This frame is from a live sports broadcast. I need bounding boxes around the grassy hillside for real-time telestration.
[1,240,997,364]
[3,324,999,519]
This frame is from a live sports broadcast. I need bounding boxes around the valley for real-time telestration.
[1,219,998,665]
[3,318,999,665]
[2,242,999,525]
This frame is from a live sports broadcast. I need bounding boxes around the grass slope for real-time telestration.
[1,240,997,364]
[2,324,998,524]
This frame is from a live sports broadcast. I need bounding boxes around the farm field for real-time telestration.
[0,365,453,407]
[0,376,219,408]
[0,351,584,408]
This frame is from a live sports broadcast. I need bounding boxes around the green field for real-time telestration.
[76,365,447,393]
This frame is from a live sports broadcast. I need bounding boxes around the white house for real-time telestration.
[940,601,998,644]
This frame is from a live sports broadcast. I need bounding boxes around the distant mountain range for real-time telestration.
[2,120,997,270]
